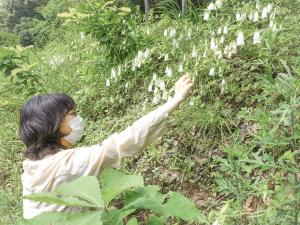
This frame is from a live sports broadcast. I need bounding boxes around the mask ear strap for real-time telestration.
[60,137,72,149]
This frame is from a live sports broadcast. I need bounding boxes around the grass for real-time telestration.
[0,0,299,224]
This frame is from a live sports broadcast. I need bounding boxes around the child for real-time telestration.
[20,75,194,219]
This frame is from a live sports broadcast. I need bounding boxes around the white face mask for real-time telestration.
[64,115,85,144]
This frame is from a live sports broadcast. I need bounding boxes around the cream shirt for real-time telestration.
[21,104,172,219]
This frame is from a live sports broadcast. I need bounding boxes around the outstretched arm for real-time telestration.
[100,74,194,168]
[64,75,194,176]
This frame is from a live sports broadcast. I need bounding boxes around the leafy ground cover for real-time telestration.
[0,0,299,224]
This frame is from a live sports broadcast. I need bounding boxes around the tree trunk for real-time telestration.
[182,0,187,14]
[144,0,149,21]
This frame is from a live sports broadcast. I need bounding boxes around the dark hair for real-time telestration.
[19,93,75,160]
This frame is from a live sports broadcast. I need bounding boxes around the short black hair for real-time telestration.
[19,93,75,160]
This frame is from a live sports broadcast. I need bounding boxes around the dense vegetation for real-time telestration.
[0,0,299,224]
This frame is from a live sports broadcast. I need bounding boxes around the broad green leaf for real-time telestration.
[18,212,67,225]
[56,176,104,208]
[126,217,138,225]
[24,192,95,208]
[163,192,199,221]
[124,185,166,212]
[101,168,144,205]
[56,211,103,225]
[23,211,102,225]
[101,208,135,225]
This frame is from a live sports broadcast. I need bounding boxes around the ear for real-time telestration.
[59,114,73,135]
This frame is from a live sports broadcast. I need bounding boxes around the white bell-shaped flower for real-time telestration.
[165,67,172,77]
[152,73,158,82]
[211,38,218,50]
[159,80,166,90]
[236,12,241,21]
[148,82,153,92]
[253,31,261,44]
[261,7,268,19]
[215,0,222,8]
[236,31,245,46]
[223,26,228,35]
[152,96,160,105]
[253,11,259,22]
[111,68,117,79]
[105,79,111,87]
[207,3,215,11]
[217,27,222,35]
[204,11,210,21]
[209,67,215,76]
[192,47,197,58]
[164,54,169,61]
[267,3,273,14]
[178,64,184,72]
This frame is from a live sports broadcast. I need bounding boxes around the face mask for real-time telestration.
[64,115,85,144]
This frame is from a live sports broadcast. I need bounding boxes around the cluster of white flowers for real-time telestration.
[236,12,247,22]
[49,54,65,70]
[203,0,223,21]
[247,3,275,24]
[132,48,150,71]
[105,66,122,87]
[164,27,177,38]
[148,73,169,105]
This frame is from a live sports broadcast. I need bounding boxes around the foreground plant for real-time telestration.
[18,168,204,225]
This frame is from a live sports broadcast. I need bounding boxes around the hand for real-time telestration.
[173,74,194,102]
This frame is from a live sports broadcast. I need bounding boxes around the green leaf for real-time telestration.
[56,211,103,225]
[163,192,199,221]
[279,150,295,163]
[118,7,131,13]
[101,168,144,205]
[147,215,167,225]
[126,217,138,225]
[124,186,166,212]
[23,211,102,225]
[56,176,104,208]
[24,192,95,208]
[101,208,135,225]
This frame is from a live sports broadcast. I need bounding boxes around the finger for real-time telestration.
[184,79,193,85]
[187,83,194,89]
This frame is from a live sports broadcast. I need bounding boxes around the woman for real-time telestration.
[20,75,194,219]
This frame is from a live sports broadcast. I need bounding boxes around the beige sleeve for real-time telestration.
[100,104,172,168]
